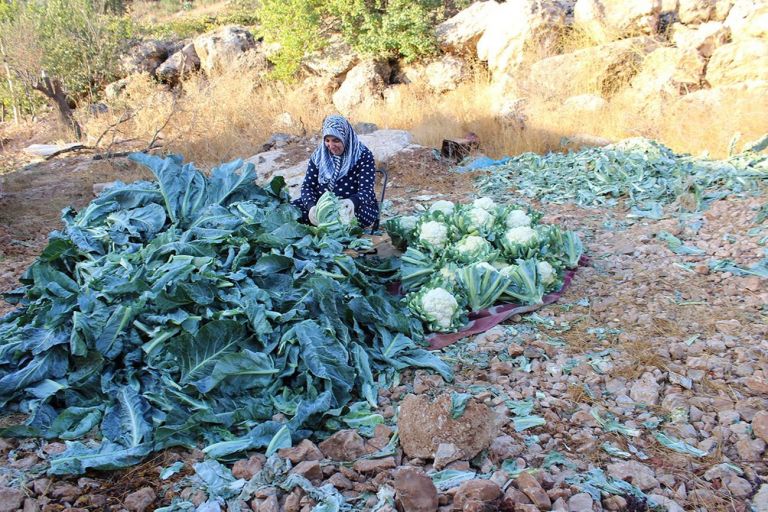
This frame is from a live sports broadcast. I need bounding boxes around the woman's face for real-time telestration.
[324,135,345,156]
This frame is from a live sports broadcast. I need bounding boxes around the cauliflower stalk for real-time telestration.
[407,286,464,332]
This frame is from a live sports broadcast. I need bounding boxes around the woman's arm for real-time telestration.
[348,148,379,227]
[299,160,322,211]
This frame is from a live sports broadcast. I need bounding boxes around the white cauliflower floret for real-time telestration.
[438,265,458,284]
[537,261,556,285]
[498,264,517,277]
[429,200,455,216]
[505,209,531,229]
[457,235,488,255]
[419,221,449,248]
[473,197,496,212]
[421,287,459,329]
[468,207,494,230]
[504,226,537,245]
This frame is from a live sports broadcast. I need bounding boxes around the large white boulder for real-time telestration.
[724,0,768,41]
[574,0,662,43]
[476,0,566,81]
[671,21,730,58]
[706,39,768,87]
[155,43,201,84]
[435,1,501,54]
[193,25,256,75]
[527,37,659,99]
[332,60,391,115]
[120,40,178,77]
[425,55,468,93]
[302,36,359,78]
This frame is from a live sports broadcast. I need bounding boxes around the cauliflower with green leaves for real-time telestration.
[454,206,495,236]
[418,221,450,249]
[408,286,463,332]
[473,197,497,212]
[429,200,455,216]
[504,226,537,245]
[454,235,495,263]
[505,209,531,229]
[537,260,556,285]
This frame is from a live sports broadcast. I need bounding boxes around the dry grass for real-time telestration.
[76,51,768,167]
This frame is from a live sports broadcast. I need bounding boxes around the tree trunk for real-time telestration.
[31,73,82,140]
[0,40,19,124]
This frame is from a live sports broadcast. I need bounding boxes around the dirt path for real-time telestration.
[0,149,766,511]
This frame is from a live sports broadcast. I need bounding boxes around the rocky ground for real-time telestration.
[0,143,766,512]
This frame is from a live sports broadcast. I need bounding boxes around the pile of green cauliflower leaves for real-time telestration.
[476,136,768,215]
[0,154,451,475]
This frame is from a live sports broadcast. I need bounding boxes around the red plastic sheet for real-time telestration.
[426,265,581,351]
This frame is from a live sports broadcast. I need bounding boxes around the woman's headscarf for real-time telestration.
[310,115,362,186]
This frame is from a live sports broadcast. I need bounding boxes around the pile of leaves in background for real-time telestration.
[475,137,768,216]
[385,197,583,333]
[0,153,451,475]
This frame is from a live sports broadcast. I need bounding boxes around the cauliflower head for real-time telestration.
[455,235,493,263]
[473,197,497,212]
[537,261,556,285]
[398,215,418,232]
[505,209,532,229]
[429,200,455,216]
[420,287,459,330]
[419,221,449,249]
[504,226,537,245]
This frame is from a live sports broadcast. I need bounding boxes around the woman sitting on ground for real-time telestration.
[293,115,379,228]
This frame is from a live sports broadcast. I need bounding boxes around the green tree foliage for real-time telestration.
[259,0,446,81]
[0,0,133,119]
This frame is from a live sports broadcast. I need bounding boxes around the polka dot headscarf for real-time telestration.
[311,114,362,187]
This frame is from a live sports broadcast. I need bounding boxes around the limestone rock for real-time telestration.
[563,94,608,112]
[453,479,501,511]
[671,22,730,58]
[678,0,716,23]
[0,488,24,512]
[232,455,264,480]
[352,456,396,473]
[120,40,178,77]
[194,25,256,75]
[332,60,391,115]
[319,429,367,461]
[752,411,768,443]
[706,39,768,87]
[574,0,662,43]
[725,0,768,40]
[425,55,468,93]
[156,43,201,85]
[528,37,659,99]
[515,472,551,509]
[607,461,659,490]
[477,0,566,80]
[398,393,496,460]
[436,1,501,54]
[433,443,464,470]
[303,36,358,78]
[290,461,323,483]
[630,372,661,405]
[394,468,438,512]
[278,439,324,464]
[568,493,593,512]
[124,487,156,512]
[753,484,768,512]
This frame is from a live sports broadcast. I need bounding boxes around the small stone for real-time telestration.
[515,472,551,509]
[453,479,501,510]
[23,498,39,512]
[124,487,156,512]
[629,373,660,405]
[607,461,658,491]
[413,371,445,394]
[352,456,396,474]
[32,479,51,497]
[232,455,264,480]
[725,476,752,499]
[326,473,354,491]
[603,495,627,511]
[647,495,685,512]
[43,443,66,455]
[0,488,25,512]
[433,443,464,470]
[394,468,438,512]
[51,483,80,503]
[252,495,280,512]
[319,430,367,461]
[290,461,323,483]
[552,497,567,511]
[753,484,768,512]
[735,437,766,461]
[752,411,768,443]
[279,439,324,464]
[568,492,593,511]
